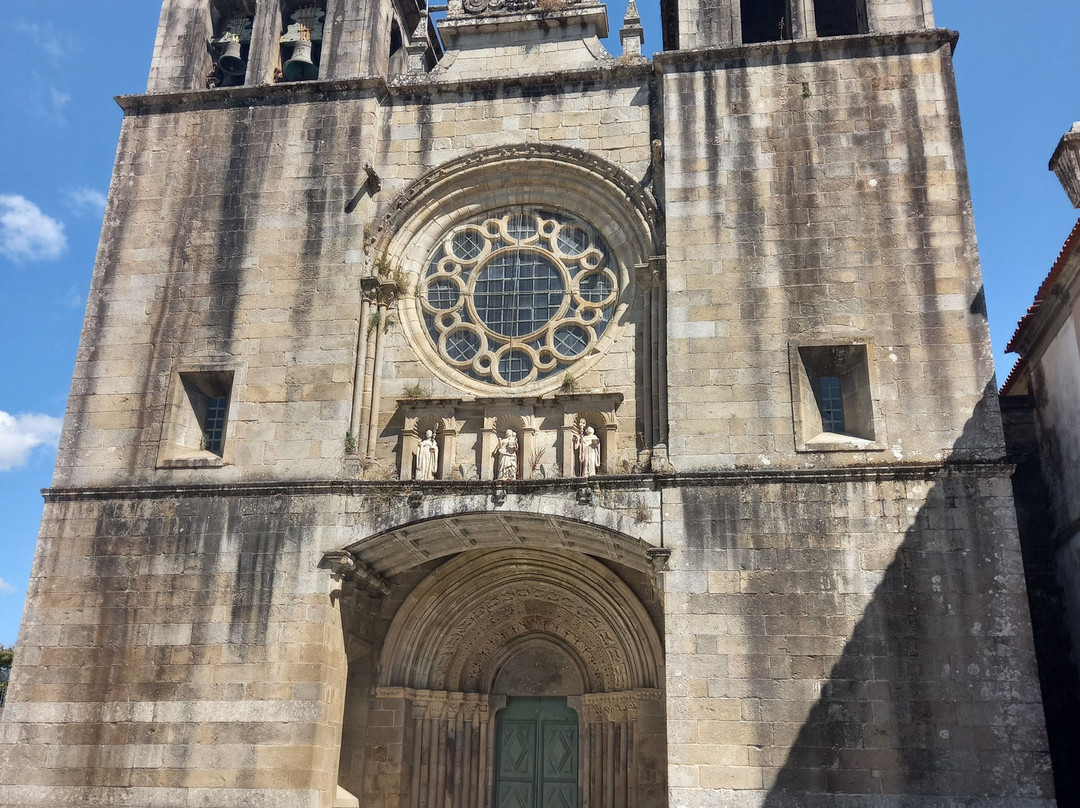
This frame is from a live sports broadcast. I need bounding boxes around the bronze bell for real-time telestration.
[283,38,318,81]
[218,36,246,76]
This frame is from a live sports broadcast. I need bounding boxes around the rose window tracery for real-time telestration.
[419,208,620,387]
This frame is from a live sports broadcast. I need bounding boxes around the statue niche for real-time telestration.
[396,395,622,481]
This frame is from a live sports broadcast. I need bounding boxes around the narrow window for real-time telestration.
[203,396,230,454]
[741,0,790,43]
[814,0,867,37]
[818,375,845,433]
[388,20,406,75]
[180,372,234,458]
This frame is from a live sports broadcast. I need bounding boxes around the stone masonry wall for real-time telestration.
[659,35,1002,471]
[56,72,652,491]
[0,493,348,808]
[671,0,935,51]
[662,469,1053,806]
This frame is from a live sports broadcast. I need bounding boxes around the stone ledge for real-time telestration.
[115,60,651,116]
[40,460,1014,503]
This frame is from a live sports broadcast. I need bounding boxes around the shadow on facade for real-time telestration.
[758,392,1055,804]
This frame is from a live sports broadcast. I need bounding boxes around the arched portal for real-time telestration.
[339,546,666,808]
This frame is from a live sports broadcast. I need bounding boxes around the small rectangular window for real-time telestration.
[790,342,881,452]
[158,369,235,467]
[203,396,229,454]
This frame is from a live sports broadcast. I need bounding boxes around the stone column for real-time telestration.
[520,416,537,480]
[348,281,377,448]
[439,417,465,480]
[480,417,498,480]
[400,418,419,480]
[561,412,580,477]
[247,0,282,84]
[791,0,817,38]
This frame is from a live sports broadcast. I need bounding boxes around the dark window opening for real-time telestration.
[741,0,790,43]
[814,0,867,37]
[389,20,407,75]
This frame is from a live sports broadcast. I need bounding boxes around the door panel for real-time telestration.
[496,698,579,808]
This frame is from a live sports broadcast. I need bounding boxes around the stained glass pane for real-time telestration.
[499,350,532,383]
[475,252,564,338]
[446,329,480,362]
[452,230,485,260]
[820,376,845,433]
[553,326,588,357]
[578,273,612,303]
[428,279,459,309]
[556,227,589,255]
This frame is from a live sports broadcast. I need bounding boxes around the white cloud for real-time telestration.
[67,187,107,217]
[15,22,68,62]
[63,285,84,309]
[49,87,70,110]
[0,411,63,472]
[0,578,14,596]
[0,195,67,263]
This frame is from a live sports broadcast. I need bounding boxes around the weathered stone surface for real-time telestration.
[0,0,1054,806]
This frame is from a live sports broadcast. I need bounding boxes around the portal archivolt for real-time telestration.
[340,546,667,808]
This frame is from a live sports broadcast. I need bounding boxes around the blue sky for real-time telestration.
[0,1,1078,645]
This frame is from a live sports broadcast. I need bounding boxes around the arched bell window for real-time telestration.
[741,0,790,43]
[388,20,407,75]
[814,0,868,36]
[278,2,326,82]
[208,2,255,87]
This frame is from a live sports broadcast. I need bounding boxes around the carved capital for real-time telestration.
[646,547,672,574]
[322,550,391,595]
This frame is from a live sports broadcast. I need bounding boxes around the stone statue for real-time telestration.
[495,429,519,480]
[574,422,601,478]
[415,429,438,480]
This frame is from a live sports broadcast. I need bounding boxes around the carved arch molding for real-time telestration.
[351,548,667,808]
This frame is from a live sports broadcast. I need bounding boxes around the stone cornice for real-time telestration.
[115,29,952,116]
[114,60,652,116]
[653,28,959,73]
[41,460,1013,503]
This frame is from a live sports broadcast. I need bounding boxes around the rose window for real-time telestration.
[418,208,620,386]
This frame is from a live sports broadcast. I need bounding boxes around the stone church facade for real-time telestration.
[0,0,1056,806]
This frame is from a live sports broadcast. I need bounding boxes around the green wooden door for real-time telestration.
[496,697,579,808]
